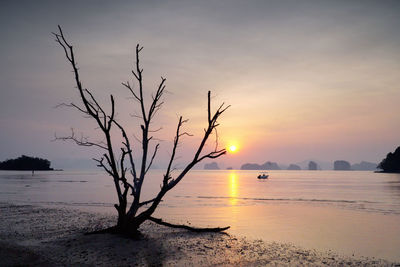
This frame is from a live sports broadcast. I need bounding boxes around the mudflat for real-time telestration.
[0,203,396,266]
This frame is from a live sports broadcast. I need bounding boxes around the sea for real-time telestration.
[1,169,400,261]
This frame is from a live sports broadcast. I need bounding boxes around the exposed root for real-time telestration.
[148,216,230,233]
[84,226,142,239]
[84,217,230,239]
[84,226,118,235]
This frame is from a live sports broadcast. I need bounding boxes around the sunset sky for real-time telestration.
[1,0,399,169]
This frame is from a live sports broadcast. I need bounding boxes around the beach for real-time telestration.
[0,203,397,266]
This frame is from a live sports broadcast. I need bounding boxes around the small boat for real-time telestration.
[257,173,269,179]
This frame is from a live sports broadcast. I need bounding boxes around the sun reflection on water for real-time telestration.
[229,172,238,205]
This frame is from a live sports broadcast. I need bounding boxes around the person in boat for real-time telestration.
[258,173,268,179]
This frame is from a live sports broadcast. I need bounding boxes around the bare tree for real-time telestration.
[53,26,230,236]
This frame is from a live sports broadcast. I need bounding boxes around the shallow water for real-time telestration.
[1,169,400,261]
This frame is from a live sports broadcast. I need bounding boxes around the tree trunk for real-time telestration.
[115,214,142,237]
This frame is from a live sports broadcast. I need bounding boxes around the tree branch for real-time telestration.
[135,91,229,225]
[148,217,230,233]
[122,81,141,102]
[145,144,159,174]
[93,157,114,177]
[112,119,138,182]
[139,198,159,207]
[53,129,108,150]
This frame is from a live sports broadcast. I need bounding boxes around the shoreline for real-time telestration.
[0,203,397,266]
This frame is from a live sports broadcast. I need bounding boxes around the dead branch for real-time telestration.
[93,157,114,177]
[139,198,159,207]
[54,129,108,150]
[54,25,125,214]
[145,144,159,174]
[133,91,229,226]
[148,217,230,233]
[112,119,138,181]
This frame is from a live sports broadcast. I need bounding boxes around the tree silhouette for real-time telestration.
[378,146,400,173]
[53,26,229,236]
[0,155,53,171]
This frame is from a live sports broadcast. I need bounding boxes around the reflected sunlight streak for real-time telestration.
[229,172,238,205]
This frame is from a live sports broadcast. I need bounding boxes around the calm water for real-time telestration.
[1,170,400,261]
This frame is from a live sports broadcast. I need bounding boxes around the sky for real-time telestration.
[0,0,399,169]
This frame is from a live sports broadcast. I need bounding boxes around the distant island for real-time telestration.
[204,162,220,170]
[241,161,280,170]
[308,161,318,170]
[378,146,400,173]
[334,160,351,171]
[287,164,301,170]
[203,159,380,172]
[0,155,54,171]
[351,161,377,171]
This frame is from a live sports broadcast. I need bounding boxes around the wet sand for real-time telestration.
[0,203,397,266]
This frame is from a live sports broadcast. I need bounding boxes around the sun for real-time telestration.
[228,145,238,153]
